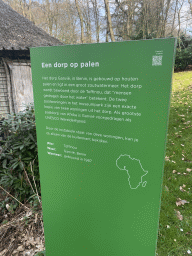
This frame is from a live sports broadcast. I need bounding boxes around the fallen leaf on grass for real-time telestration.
[179,185,186,192]
[184,121,191,124]
[165,185,169,191]
[174,209,183,220]
[183,124,192,130]
[176,198,189,206]
[179,186,184,192]
[165,156,170,161]
[173,170,177,174]
[186,168,192,172]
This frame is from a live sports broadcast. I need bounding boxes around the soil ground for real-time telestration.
[0,190,45,256]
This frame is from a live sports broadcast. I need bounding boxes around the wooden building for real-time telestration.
[0,0,63,118]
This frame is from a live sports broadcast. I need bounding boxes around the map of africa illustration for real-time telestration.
[116,154,148,189]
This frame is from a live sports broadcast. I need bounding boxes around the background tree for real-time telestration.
[2,0,192,62]
[75,0,85,43]
[104,0,115,41]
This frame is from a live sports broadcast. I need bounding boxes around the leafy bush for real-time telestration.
[174,34,192,71]
[175,47,192,71]
[0,104,40,210]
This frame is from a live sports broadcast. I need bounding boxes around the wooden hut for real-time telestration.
[0,0,64,118]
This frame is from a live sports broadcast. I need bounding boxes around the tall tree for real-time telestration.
[75,0,85,43]
[177,0,185,48]
[104,0,115,41]
[92,0,100,42]
[188,0,192,15]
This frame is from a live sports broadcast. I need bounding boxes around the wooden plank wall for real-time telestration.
[0,58,9,118]
[7,62,34,113]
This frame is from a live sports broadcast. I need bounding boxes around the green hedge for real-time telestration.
[174,34,192,71]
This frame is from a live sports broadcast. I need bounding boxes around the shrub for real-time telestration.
[174,34,192,71]
[0,104,40,210]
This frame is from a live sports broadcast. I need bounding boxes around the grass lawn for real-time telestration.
[156,71,192,255]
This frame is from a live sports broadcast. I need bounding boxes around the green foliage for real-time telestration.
[0,104,40,209]
[174,34,192,71]
[0,195,18,214]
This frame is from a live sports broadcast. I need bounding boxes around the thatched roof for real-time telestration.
[0,0,64,50]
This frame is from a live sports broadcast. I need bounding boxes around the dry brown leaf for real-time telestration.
[176,199,189,206]
[179,186,186,192]
[165,156,170,161]
[175,210,183,220]
[184,121,191,124]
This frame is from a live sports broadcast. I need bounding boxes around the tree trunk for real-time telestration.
[20,0,26,17]
[162,0,171,37]
[104,0,115,42]
[171,0,178,35]
[106,18,109,42]
[92,0,100,43]
[87,0,92,43]
[126,0,134,39]
[177,0,184,49]
[188,0,192,15]
[29,0,32,21]
[75,0,85,43]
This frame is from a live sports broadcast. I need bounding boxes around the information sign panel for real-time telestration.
[30,38,176,256]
